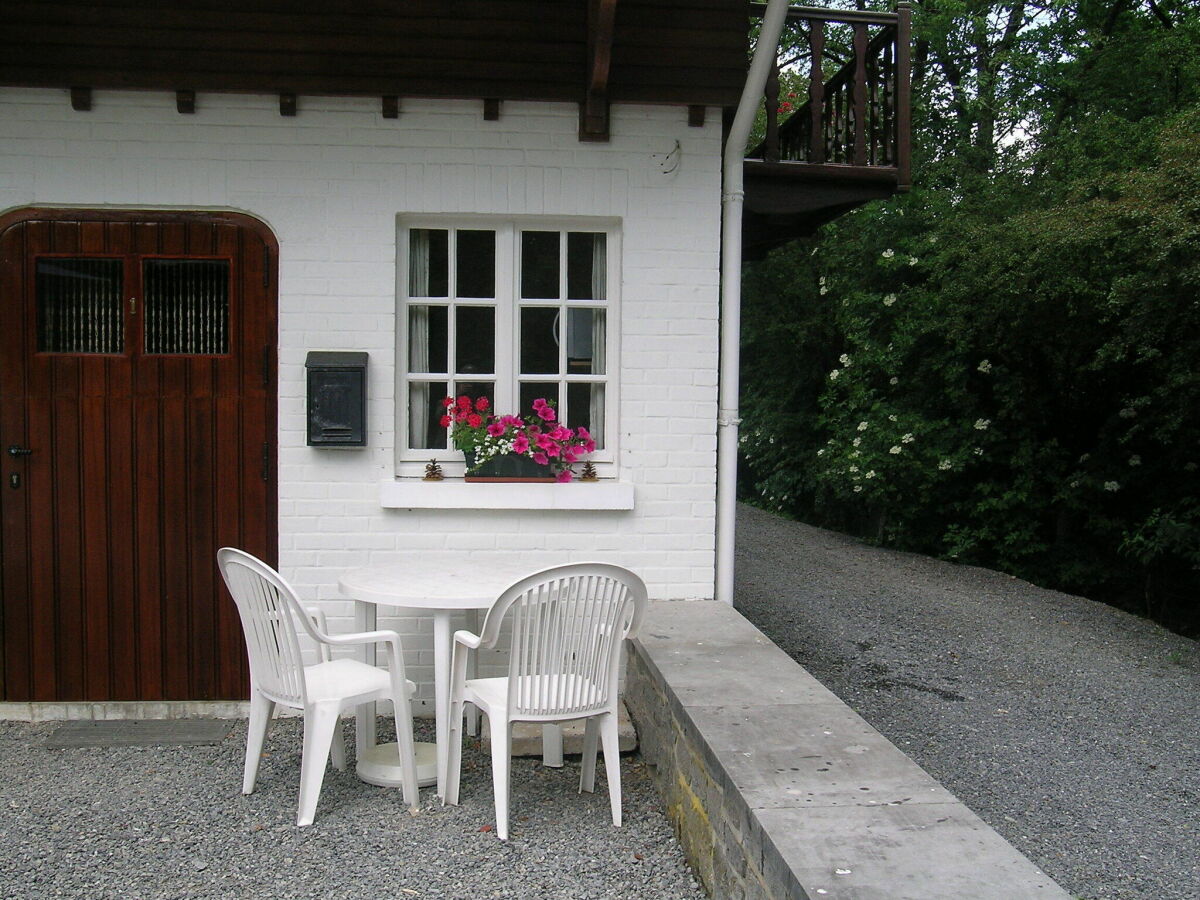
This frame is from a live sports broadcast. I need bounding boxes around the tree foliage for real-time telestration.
[740,0,1200,633]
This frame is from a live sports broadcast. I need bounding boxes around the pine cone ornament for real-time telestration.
[579,461,598,482]
[423,459,444,481]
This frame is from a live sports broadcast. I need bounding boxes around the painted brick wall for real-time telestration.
[0,89,723,706]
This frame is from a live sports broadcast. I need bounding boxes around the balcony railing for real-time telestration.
[748,3,912,190]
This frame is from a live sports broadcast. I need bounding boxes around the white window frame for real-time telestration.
[395,215,620,479]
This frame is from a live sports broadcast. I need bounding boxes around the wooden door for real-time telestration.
[0,210,277,702]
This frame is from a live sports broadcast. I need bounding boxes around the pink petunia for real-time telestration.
[545,444,561,458]
[487,422,505,437]
[536,405,556,422]
[532,398,547,410]
[512,435,530,454]
[584,440,596,453]
[576,427,591,441]
[536,433,555,451]
[532,452,549,466]
[556,469,573,483]
[562,447,579,464]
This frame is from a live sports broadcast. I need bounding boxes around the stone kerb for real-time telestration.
[624,600,1072,900]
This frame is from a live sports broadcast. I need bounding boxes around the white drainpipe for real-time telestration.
[715,0,790,604]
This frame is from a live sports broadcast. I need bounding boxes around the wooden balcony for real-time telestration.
[743,3,912,259]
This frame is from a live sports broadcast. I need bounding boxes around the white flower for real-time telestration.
[857,421,869,431]
[839,353,852,366]
[1079,453,1091,462]
[938,460,952,471]
[974,418,991,430]
[1118,407,1137,419]
[853,485,864,493]
[820,285,829,295]
[829,369,840,380]
[974,447,984,456]
[889,377,899,385]
[1185,462,1198,472]
[928,235,938,244]
[888,414,898,422]
[1129,455,1141,467]
[908,256,919,266]
[901,433,915,443]
[977,359,992,374]
[852,437,862,447]
[849,465,859,473]
[865,470,876,479]
[882,249,895,259]
[819,276,827,286]
[850,449,861,458]
[889,445,902,455]
[883,293,897,306]
[1070,481,1080,488]
[816,448,826,456]
[1104,481,1120,492]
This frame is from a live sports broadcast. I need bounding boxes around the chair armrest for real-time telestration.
[303,606,334,663]
[321,628,404,648]
[453,629,482,650]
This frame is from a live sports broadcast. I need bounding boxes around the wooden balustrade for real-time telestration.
[749,3,911,190]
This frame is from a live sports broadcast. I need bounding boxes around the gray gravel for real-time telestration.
[0,717,702,899]
[735,502,1200,900]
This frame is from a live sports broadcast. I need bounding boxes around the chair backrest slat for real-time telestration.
[218,548,308,707]
[482,563,647,719]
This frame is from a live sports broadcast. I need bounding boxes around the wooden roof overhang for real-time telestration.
[0,0,748,140]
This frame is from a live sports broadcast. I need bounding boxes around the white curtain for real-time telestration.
[590,234,606,449]
[408,230,431,449]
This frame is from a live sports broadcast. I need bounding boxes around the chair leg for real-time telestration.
[297,703,340,827]
[579,716,600,794]
[599,711,622,827]
[443,696,467,807]
[243,691,275,795]
[391,690,421,808]
[329,714,346,772]
[489,715,512,840]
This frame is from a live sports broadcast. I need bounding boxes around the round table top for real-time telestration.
[337,560,541,610]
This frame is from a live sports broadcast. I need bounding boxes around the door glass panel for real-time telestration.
[566,309,605,375]
[409,229,448,297]
[520,231,559,299]
[520,307,560,374]
[408,306,447,373]
[455,306,495,375]
[36,258,124,354]
[143,259,230,355]
[567,232,606,300]
[456,230,496,298]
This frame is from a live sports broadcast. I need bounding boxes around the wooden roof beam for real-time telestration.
[580,0,616,141]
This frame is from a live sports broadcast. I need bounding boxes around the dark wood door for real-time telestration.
[0,210,277,702]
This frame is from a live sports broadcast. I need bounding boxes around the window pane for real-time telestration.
[567,382,606,450]
[407,305,447,373]
[520,382,559,418]
[408,380,448,450]
[456,306,495,375]
[456,230,495,298]
[409,228,448,297]
[567,232,606,300]
[453,381,494,412]
[566,308,605,374]
[521,231,559,299]
[36,258,124,354]
[520,307,560,374]
[143,259,230,355]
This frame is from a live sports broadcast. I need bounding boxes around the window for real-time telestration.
[399,219,616,468]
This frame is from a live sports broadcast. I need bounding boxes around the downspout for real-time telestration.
[715,0,790,604]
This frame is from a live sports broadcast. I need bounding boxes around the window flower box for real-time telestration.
[444,395,594,483]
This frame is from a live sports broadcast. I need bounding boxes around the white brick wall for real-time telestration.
[0,88,723,704]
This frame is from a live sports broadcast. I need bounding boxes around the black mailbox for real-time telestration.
[306,351,368,447]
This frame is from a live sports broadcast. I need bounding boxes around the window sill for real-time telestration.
[379,479,635,511]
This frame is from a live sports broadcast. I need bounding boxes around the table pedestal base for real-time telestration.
[356,741,438,789]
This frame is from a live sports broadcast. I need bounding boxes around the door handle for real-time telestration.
[7,445,32,458]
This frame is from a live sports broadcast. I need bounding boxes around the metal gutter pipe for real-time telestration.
[715,0,789,604]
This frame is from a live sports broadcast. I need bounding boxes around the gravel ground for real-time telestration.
[0,717,702,900]
[735,502,1200,900]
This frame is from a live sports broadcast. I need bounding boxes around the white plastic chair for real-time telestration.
[443,563,647,839]
[217,548,420,826]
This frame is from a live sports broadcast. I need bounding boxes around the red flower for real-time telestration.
[456,395,472,411]
[441,396,454,408]
[475,397,490,412]
[439,415,451,428]
[467,413,483,429]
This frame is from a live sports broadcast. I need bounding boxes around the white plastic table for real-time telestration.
[338,560,563,798]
